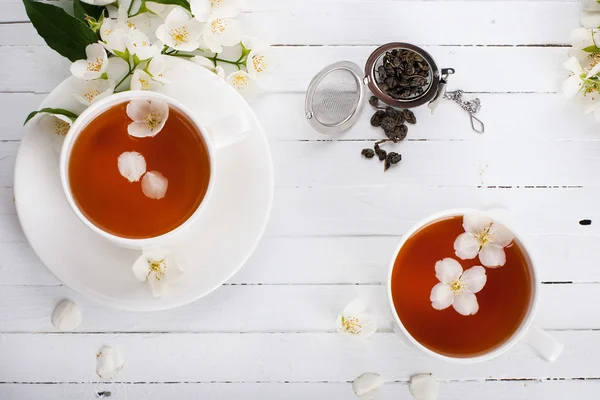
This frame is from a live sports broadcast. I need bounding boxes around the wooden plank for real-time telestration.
[5,140,600,188]
[0,2,578,45]
[2,232,600,286]
[0,283,598,332]
[4,92,597,142]
[0,380,598,400]
[0,45,567,93]
[0,331,596,382]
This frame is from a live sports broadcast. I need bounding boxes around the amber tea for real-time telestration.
[390,215,533,358]
[68,101,211,239]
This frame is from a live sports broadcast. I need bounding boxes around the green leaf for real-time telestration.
[146,0,190,12]
[24,108,79,125]
[72,0,105,21]
[22,0,99,62]
[583,45,600,53]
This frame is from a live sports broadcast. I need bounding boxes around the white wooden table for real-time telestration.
[1,0,599,398]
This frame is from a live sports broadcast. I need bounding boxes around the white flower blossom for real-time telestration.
[72,78,115,106]
[38,112,73,153]
[132,249,183,298]
[99,18,128,57]
[336,298,377,338]
[226,70,259,99]
[155,8,204,51]
[131,69,161,91]
[246,44,278,78]
[126,99,169,136]
[118,6,152,34]
[201,14,243,53]
[70,43,109,80]
[430,258,486,316]
[191,0,244,21]
[562,56,600,120]
[191,55,225,78]
[126,29,160,61]
[146,56,169,83]
[453,214,514,268]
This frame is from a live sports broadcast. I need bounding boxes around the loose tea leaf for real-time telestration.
[403,109,417,124]
[370,110,386,127]
[361,148,375,158]
[369,96,380,107]
[384,152,402,171]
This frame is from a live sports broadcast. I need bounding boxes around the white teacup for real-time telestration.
[386,208,564,363]
[59,91,248,250]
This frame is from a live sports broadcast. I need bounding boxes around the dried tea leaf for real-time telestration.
[369,96,380,107]
[370,110,386,127]
[361,148,375,158]
[403,109,417,124]
[384,152,401,171]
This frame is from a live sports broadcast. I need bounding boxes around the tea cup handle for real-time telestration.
[521,324,564,363]
[205,113,251,149]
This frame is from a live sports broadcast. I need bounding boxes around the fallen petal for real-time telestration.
[96,346,124,380]
[409,373,439,400]
[141,171,168,199]
[51,299,82,331]
[117,151,147,182]
[352,372,383,397]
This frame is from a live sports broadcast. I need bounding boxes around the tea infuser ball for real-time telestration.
[305,42,484,134]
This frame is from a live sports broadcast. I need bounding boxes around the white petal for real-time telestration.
[409,374,439,400]
[460,266,487,294]
[453,232,479,260]
[107,56,130,82]
[352,373,383,397]
[215,65,225,78]
[211,17,242,46]
[148,272,169,297]
[130,69,154,91]
[569,27,595,50]
[127,122,152,137]
[342,298,366,316]
[96,346,124,380]
[155,24,173,47]
[72,78,115,106]
[165,7,190,26]
[588,63,600,79]
[463,213,491,234]
[148,56,167,79]
[126,99,152,121]
[51,299,82,331]
[141,171,168,199]
[562,75,584,100]
[581,11,600,29]
[430,282,454,310]
[118,151,147,182]
[434,258,463,284]
[479,244,506,268]
[203,31,223,53]
[132,253,151,282]
[355,313,377,338]
[489,222,513,247]
[564,56,585,75]
[190,0,211,21]
[452,291,479,316]
[578,90,600,114]
[70,60,89,79]
[86,42,106,60]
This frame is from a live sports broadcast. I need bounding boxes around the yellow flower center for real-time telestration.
[231,74,249,89]
[210,0,222,7]
[127,20,136,29]
[54,119,70,136]
[143,111,161,129]
[103,28,113,36]
[449,279,466,295]
[83,89,102,103]
[211,18,227,34]
[340,315,362,334]
[139,78,151,90]
[86,57,104,72]
[147,259,166,280]
[170,26,190,44]
[475,227,494,251]
[251,54,266,73]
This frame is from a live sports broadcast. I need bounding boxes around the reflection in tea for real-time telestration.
[68,102,211,239]
[391,216,532,358]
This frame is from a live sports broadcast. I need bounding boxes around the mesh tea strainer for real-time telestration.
[305,42,484,135]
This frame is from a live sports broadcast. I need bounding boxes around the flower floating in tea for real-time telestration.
[409,374,439,400]
[132,249,183,298]
[117,151,147,183]
[70,43,109,80]
[126,99,169,138]
[352,372,383,398]
[454,214,514,268]
[430,258,487,316]
[96,345,124,380]
[142,171,169,200]
[336,298,377,338]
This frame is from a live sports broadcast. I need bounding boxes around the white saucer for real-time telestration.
[14,57,274,311]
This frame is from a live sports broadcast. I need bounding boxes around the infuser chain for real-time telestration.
[443,90,485,134]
